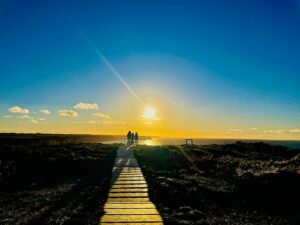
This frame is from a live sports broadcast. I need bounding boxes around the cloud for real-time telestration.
[38,117,46,121]
[229,128,243,132]
[264,129,300,134]
[3,115,13,119]
[264,130,284,134]
[88,120,98,124]
[172,100,185,105]
[40,109,51,114]
[93,112,111,119]
[87,119,128,126]
[102,120,127,125]
[250,127,258,130]
[141,115,161,121]
[72,121,84,125]
[289,129,300,133]
[15,115,42,124]
[74,102,99,110]
[18,115,32,119]
[30,119,38,124]
[58,109,78,117]
[8,106,29,114]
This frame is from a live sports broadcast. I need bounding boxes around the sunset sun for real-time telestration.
[143,107,155,119]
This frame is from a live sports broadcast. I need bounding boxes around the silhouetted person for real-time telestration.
[127,131,132,144]
[131,132,135,144]
[134,132,139,144]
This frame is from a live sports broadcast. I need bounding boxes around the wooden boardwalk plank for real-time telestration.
[101,215,163,222]
[109,188,148,193]
[99,146,163,224]
[100,223,163,225]
[107,197,149,202]
[111,184,148,188]
[108,192,148,197]
[104,208,159,215]
[104,203,156,209]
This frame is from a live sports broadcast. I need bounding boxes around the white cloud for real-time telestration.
[87,119,128,126]
[8,106,29,114]
[74,102,99,110]
[141,115,161,121]
[250,127,258,130]
[102,120,127,125]
[3,115,13,119]
[58,109,78,117]
[40,109,51,114]
[30,119,38,124]
[72,121,84,125]
[15,115,42,124]
[229,128,243,132]
[38,117,46,121]
[88,120,98,124]
[289,129,300,134]
[264,130,284,134]
[93,112,111,119]
[18,115,32,119]
[172,100,185,105]
[264,129,300,134]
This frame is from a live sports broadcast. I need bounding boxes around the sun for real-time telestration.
[143,107,155,119]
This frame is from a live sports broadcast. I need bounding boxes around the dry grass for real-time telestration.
[0,142,119,225]
[134,143,300,225]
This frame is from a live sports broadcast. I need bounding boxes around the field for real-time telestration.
[1,136,300,225]
[0,141,118,225]
[134,142,300,225]
[0,133,124,145]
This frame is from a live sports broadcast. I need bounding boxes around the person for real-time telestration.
[134,132,139,144]
[127,131,132,145]
[131,132,135,144]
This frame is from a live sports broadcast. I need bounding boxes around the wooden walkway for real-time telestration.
[99,146,164,225]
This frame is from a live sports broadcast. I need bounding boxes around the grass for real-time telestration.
[0,142,119,225]
[134,145,190,171]
[133,143,300,225]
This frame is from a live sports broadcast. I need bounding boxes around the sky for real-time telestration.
[0,0,300,140]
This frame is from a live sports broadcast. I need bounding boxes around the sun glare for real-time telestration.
[143,107,155,119]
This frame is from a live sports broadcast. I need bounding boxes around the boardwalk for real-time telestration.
[100,146,163,225]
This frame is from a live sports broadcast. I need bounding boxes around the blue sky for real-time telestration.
[0,0,300,138]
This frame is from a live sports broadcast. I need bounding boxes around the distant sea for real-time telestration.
[104,137,300,149]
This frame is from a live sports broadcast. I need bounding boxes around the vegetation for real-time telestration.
[0,133,123,145]
[134,142,300,225]
[0,142,119,225]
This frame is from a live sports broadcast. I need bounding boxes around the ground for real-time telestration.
[0,142,118,225]
[1,140,300,225]
[133,143,300,225]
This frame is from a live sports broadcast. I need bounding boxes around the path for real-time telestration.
[99,146,164,225]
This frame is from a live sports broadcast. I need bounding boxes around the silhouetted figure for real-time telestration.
[134,132,139,144]
[131,132,135,144]
[127,131,132,145]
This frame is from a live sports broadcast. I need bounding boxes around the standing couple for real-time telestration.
[127,131,139,145]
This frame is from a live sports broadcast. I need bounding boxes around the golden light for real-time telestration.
[143,107,155,119]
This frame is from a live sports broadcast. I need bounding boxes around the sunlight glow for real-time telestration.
[143,107,155,119]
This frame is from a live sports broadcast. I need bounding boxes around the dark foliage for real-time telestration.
[134,142,300,225]
[0,142,118,225]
